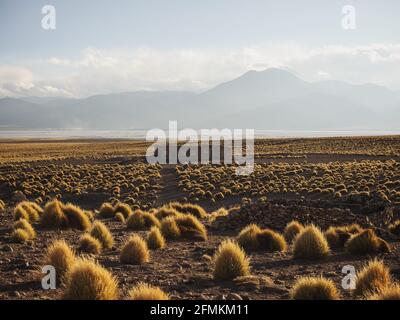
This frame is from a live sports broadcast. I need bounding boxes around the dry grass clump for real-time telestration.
[126,210,160,231]
[324,224,363,249]
[367,284,400,300]
[345,229,390,255]
[120,235,150,265]
[13,219,36,240]
[0,199,5,212]
[213,240,250,281]
[257,229,287,252]
[90,221,114,249]
[174,214,208,241]
[113,202,133,219]
[168,202,207,219]
[237,224,261,251]
[45,240,76,284]
[63,258,118,300]
[13,201,42,222]
[388,220,400,236]
[160,217,181,239]
[290,277,340,300]
[98,203,115,219]
[79,234,102,254]
[155,207,180,220]
[62,203,91,231]
[284,220,304,243]
[129,282,169,300]
[293,224,330,259]
[355,259,391,297]
[12,228,31,243]
[147,226,166,250]
[114,212,125,223]
[41,200,68,229]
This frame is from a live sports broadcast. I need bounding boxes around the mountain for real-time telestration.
[0,68,399,130]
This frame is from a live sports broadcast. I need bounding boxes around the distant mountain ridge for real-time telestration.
[1,68,399,130]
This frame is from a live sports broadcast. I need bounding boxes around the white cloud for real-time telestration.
[1,43,400,98]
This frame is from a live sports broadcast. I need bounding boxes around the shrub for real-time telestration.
[41,200,68,229]
[63,258,118,300]
[79,234,102,254]
[293,225,330,259]
[12,228,30,243]
[169,202,207,219]
[237,224,261,251]
[45,240,76,284]
[290,277,340,300]
[160,217,181,239]
[155,207,180,220]
[257,229,287,252]
[120,235,150,265]
[63,203,91,231]
[174,214,207,241]
[90,221,114,249]
[284,221,304,243]
[355,259,391,297]
[13,219,36,239]
[98,203,114,219]
[126,210,160,231]
[129,282,169,300]
[114,212,125,223]
[368,284,400,300]
[147,226,166,250]
[388,220,400,236]
[113,202,133,219]
[325,224,363,249]
[345,229,390,255]
[213,240,250,281]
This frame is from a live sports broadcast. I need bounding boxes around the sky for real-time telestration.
[0,0,399,97]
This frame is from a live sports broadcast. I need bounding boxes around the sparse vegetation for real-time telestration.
[213,240,250,281]
[293,225,330,259]
[290,277,340,300]
[12,219,36,240]
[90,221,114,249]
[355,259,391,297]
[284,221,304,243]
[63,258,119,300]
[45,240,76,284]
[120,235,150,265]
[79,234,102,254]
[126,210,160,230]
[367,284,400,300]
[129,282,169,300]
[147,226,166,250]
[345,229,390,255]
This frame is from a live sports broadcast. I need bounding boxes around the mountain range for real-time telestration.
[1,68,399,130]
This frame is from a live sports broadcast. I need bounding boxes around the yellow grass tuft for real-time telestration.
[290,276,340,300]
[113,202,133,219]
[63,258,118,300]
[98,203,115,219]
[45,240,76,284]
[160,217,181,239]
[257,229,287,252]
[126,210,160,231]
[325,224,363,249]
[114,212,125,223]
[355,259,391,297]
[155,207,180,220]
[129,282,169,300]
[213,239,250,281]
[147,226,166,250]
[120,235,150,265]
[13,219,36,239]
[284,220,304,243]
[237,224,261,251]
[345,229,390,255]
[62,203,92,231]
[13,201,42,222]
[12,228,30,243]
[41,200,68,229]
[367,284,400,300]
[90,221,114,249]
[168,202,207,219]
[79,234,102,254]
[293,224,330,259]
[174,214,207,241]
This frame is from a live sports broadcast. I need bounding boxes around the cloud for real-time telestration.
[1,43,400,98]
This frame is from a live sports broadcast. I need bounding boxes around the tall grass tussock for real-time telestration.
[79,234,102,254]
[90,221,114,249]
[129,282,169,300]
[45,240,76,284]
[126,210,160,230]
[355,259,391,297]
[345,229,390,255]
[147,226,166,250]
[290,277,340,300]
[284,220,304,243]
[120,235,150,265]
[293,224,330,259]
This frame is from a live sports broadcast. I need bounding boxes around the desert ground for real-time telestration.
[0,136,400,300]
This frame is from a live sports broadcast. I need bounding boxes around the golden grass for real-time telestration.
[114,212,125,223]
[126,210,160,231]
[283,221,304,243]
[388,220,400,236]
[45,240,76,284]
[98,203,115,219]
[63,258,118,300]
[113,202,133,219]
[168,202,207,219]
[213,239,250,281]
[293,224,330,259]
[355,259,392,297]
[79,234,102,254]
[367,284,400,300]
[160,217,181,239]
[129,282,169,300]
[41,200,68,229]
[290,277,340,300]
[12,228,30,243]
[62,203,92,231]
[257,229,287,252]
[13,219,36,239]
[345,229,390,255]
[147,226,166,250]
[174,214,208,241]
[90,221,114,249]
[237,224,261,251]
[120,235,150,265]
